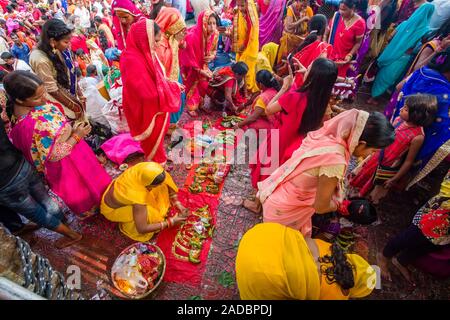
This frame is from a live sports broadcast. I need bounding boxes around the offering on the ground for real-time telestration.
[111,243,165,299]
[220,115,244,128]
[172,206,214,264]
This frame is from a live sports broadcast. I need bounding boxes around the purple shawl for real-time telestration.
[259,0,287,48]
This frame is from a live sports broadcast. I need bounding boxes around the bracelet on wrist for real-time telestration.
[71,133,81,143]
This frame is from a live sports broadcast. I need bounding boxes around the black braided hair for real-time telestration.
[3,70,43,120]
[98,29,109,52]
[256,70,281,91]
[38,19,73,90]
[319,242,355,290]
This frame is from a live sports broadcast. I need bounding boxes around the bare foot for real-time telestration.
[55,233,82,249]
[77,208,98,221]
[377,252,392,282]
[243,199,262,214]
[392,256,416,286]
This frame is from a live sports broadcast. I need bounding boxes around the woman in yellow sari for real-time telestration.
[232,0,260,93]
[277,0,314,64]
[101,162,188,242]
[236,223,376,300]
[256,42,279,74]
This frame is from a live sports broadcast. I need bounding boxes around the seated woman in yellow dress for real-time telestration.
[236,223,376,300]
[277,0,314,64]
[101,162,188,242]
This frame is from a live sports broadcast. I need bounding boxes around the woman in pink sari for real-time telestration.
[6,71,111,217]
[111,0,144,50]
[121,19,181,165]
[243,58,338,213]
[180,9,219,116]
[258,110,395,236]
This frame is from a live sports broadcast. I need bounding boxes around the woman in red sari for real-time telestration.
[293,14,333,88]
[121,19,181,165]
[179,9,219,117]
[111,0,144,50]
[243,58,338,213]
[326,0,366,78]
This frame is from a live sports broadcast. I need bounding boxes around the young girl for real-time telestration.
[350,94,438,204]
[5,70,112,218]
[378,169,450,285]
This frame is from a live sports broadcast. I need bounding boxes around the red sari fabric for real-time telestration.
[293,40,333,88]
[111,0,143,50]
[180,9,219,111]
[329,15,365,77]
[207,66,246,106]
[71,33,89,54]
[350,118,424,196]
[121,19,181,163]
[250,90,306,188]
[257,0,270,15]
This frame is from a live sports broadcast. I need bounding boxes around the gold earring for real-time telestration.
[52,46,57,54]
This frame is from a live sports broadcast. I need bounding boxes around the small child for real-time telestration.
[75,48,90,76]
[350,94,438,204]
[378,169,450,285]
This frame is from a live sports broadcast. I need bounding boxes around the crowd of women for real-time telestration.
[0,0,449,300]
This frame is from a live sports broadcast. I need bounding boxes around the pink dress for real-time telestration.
[10,104,111,214]
[258,109,370,236]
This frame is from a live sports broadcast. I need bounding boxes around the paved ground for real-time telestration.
[20,84,450,300]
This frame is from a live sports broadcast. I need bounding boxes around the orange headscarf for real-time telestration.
[155,6,186,80]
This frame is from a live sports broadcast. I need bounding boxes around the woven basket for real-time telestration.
[111,243,166,299]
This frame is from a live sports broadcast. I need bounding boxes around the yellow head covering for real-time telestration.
[347,254,377,299]
[261,42,279,69]
[114,162,178,205]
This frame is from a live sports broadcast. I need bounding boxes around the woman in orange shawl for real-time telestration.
[121,19,181,165]
[155,6,187,125]
[257,110,395,236]
[155,6,187,82]
[179,9,219,117]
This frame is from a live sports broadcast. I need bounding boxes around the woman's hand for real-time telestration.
[170,214,187,226]
[204,55,215,64]
[200,69,213,78]
[282,63,294,91]
[72,122,91,138]
[176,82,186,92]
[383,177,398,189]
[176,202,190,217]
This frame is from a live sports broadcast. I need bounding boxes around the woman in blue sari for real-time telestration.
[390,49,450,189]
[368,2,435,103]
